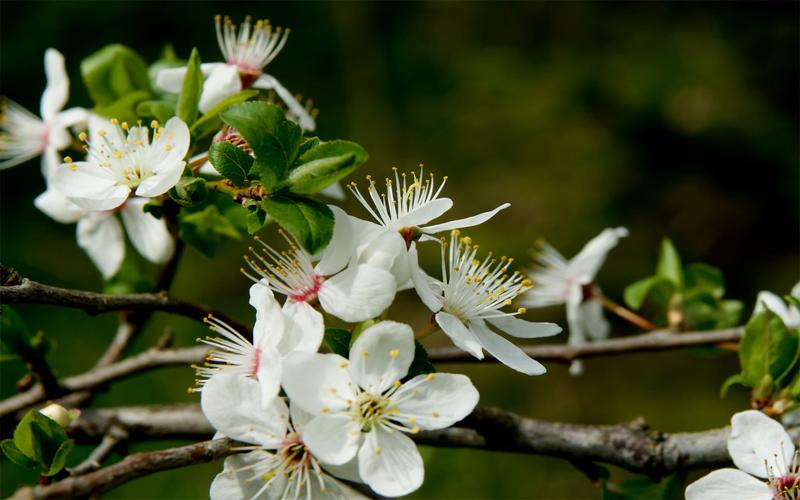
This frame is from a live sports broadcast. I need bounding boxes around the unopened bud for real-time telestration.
[39,403,80,428]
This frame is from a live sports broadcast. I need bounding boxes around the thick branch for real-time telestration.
[0,275,248,335]
[426,328,743,364]
[10,438,235,500]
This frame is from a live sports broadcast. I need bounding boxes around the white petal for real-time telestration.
[53,107,87,129]
[254,73,316,132]
[200,374,287,448]
[569,227,628,279]
[408,243,444,312]
[211,451,277,500]
[40,48,68,121]
[76,213,124,279]
[319,181,346,200]
[319,265,396,323]
[394,198,453,229]
[52,161,130,210]
[394,373,478,430]
[255,347,283,406]
[281,352,357,414]
[356,228,404,271]
[579,298,610,340]
[289,401,316,433]
[302,414,362,465]
[150,116,191,163]
[41,147,61,179]
[249,281,285,350]
[315,205,354,276]
[421,202,510,234]
[279,300,324,354]
[729,409,794,478]
[120,199,174,264]
[322,456,363,484]
[134,161,185,198]
[754,291,792,326]
[486,316,561,339]
[685,468,772,500]
[565,297,586,376]
[155,66,188,94]
[349,321,414,394]
[34,188,85,224]
[199,64,242,114]
[358,426,423,497]
[435,312,483,358]
[470,319,546,375]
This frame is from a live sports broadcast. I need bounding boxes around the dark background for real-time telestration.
[1,1,798,498]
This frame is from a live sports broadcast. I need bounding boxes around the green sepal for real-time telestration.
[208,142,253,187]
[176,48,203,126]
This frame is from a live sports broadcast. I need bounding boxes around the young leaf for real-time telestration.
[43,439,74,477]
[296,136,321,158]
[246,208,271,235]
[684,263,725,298]
[190,90,259,139]
[221,102,302,185]
[739,310,799,386]
[176,48,203,125]
[287,140,369,195]
[93,90,151,124]
[324,328,351,357]
[720,372,748,398]
[656,238,683,289]
[261,195,334,254]
[81,44,152,106]
[169,176,209,207]
[1,439,38,469]
[623,275,667,310]
[179,205,242,257]
[136,100,176,123]
[208,142,253,187]
[13,410,69,465]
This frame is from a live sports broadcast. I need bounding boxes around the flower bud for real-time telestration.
[39,403,80,428]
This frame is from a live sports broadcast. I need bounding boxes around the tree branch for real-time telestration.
[67,425,128,476]
[426,327,743,364]
[0,273,248,335]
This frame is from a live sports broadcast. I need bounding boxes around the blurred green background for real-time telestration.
[1,1,798,498]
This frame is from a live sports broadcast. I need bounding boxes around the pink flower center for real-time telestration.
[288,274,322,303]
[250,347,261,378]
[773,474,799,499]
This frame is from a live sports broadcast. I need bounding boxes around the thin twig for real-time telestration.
[67,425,128,476]
[592,290,659,331]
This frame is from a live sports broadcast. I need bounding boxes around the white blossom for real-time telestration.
[202,374,361,500]
[409,231,561,375]
[686,410,799,500]
[754,282,800,329]
[156,15,316,131]
[242,207,396,325]
[521,227,628,375]
[282,320,479,497]
[0,48,87,177]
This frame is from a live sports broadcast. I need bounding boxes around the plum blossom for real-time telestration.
[282,321,479,497]
[409,231,561,375]
[754,282,800,329]
[156,15,316,131]
[202,374,361,500]
[686,410,799,500]
[347,168,510,288]
[0,48,87,177]
[521,227,628,375]
[242,207,396,325]
[193,282,323,404]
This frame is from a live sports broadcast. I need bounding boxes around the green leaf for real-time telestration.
[190,90,259,139]
[739,310,799,386]
[169,176,208,207]
[683,289,720,331]
[324,329,351,357]
[406,340,437,379]
[246,208,271,235]
[684,263,725,298]
[43,439,74,477]
[296,136,321,158]
[136,100,176,123]
[721,372,749,398]
[93,90,151,124]
[176,48,203,126]
[656,238,683,289]
[1,439,38,469]
[624,275,667,310]
[221,102,302,186]
[81,44,152,107]
[208,142,253,187]
[718,300,744,328]
[287,140,369,195]
[261,195,334,254]
[179,205,242,257]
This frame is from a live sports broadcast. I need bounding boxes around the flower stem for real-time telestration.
[206,180,266,201]
[591,290,659,331]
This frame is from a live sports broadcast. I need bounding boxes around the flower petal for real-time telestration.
[76,212,124,279]
[52,161,130,211]
[302,414,362,465]
[120,198,174,264]
[53,107,87,129]
[394,198,453,229]
[199,64,242,114]
[579,298,610,340]
[315,205,353,276]
[358,426,423,497]
[421,202,510,234]
[40,49,68,121]
[254,73,316,132]
[134,160,185,198]
[318,265,396,323]
[685,468,772,500]
[279,300,324,354]
[408,243,444,312]
[486,315,561,339]
[156,62,223,93]
[568,227,628,279]
[210,450,277,500]
[435,311,483,358]
[349,321,414,394]
[249,281,285,350]
[200,374,288,448]
[281,352,357,414]
[34,187,85,224]
[470,319,546,375]
[255,346,283,406]
[729,409,794,478]
[394,373,478,430]
[319,181,346,200]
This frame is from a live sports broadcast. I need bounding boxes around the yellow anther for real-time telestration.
[150,120,159,129]
[339,362,349,368]
[78,132,88,141]
[503,299,512,306]
[426,373,435,381]
[321,407,330,413]
[362,350,369,357]
[97,129,106,137]
[518,308,527,314]
[407,417,416,424]
[121,122,129,130]
[374,447,382,455]
[63,156,72,163]
[410,426,420,434]
[389,349,399,358]
[432,411,440,418]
